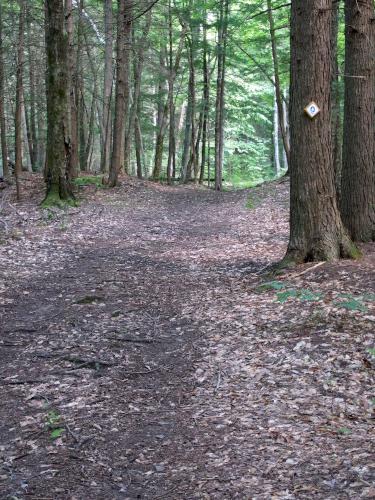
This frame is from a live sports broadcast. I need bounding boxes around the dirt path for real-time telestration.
[0,180,374,499]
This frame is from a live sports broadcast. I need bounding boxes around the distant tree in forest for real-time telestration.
[341,0,375,242]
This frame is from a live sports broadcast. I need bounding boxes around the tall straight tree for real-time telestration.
[214,0,229,191]
[15,0,26,199]
[66,0,78,179]
[100,0,113,174]
[341,0,375,241]
[0,3,9,179]
[44,0,72,203]
[267,0,290,170]
[109,0,132,187]
[286,0,356,263]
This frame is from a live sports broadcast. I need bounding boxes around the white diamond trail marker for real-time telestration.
[304,101,321,119]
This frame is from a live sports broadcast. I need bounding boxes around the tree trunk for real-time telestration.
[214,0,228,191]
[100,0,113,174]
[153,25,186,180]
[134,113,144,178]
[44,0,73,204]
[331,0,342,197]
[267,0,290,171]
[199,18,210,184]
[341,0,375,242]
[27,10,37,171]
[126,12,151,178]
[15,0,26,200]
[285,0,357,263]
[167,0,175,185]
[109,0,131,187]
[273,81,281,176]
[0,3,8,179]
[66,0,79,179]
[282,89,289,171]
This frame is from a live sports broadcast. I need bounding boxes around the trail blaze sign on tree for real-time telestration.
[304,101,320,119]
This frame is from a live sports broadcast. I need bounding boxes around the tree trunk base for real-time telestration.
[282,235,361,266]
[41,183,76,208]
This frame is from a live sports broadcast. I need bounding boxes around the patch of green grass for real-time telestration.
[73,175,103,189]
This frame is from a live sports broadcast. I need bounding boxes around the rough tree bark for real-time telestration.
[43,0,73,204]
[285,0,357,263]
[341,0,375,241]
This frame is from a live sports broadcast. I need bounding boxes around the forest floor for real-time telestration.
[0,174,374,500]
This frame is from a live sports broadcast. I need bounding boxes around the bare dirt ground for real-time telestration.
[0,176,374,499]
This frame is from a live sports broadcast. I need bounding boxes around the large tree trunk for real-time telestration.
[44,0,72,204]
[285,0,357,263]
[100,0,113,174]
[0,3,8,179]
[109,0,131,187]
[341,0,375,242]
[15,0,26,199]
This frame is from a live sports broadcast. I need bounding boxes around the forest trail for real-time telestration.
[0,179,374,499]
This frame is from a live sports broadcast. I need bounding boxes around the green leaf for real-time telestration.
[47,410,61,425]
[337,427,351,436]
[50,428,65,440]
[276,289,298,303]
[367,348,375,357]
[298,289,322,302]
[335,299,367,312]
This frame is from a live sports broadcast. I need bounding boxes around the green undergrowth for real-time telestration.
[72,175,104,189]
[257,280,375,312]
[41,191,78,209]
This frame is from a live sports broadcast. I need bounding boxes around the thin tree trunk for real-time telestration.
[341,0,375,241]
[331,0,342,196]
[27,10,37,171]
[0,3,8,179]
[109,0,131,187]
[214,0,229,191]
[15,0,26,199]
[66,0,79,179]
[153,24,186,180]
[273,81,281,176]
[126,12,151,177]
[167,0,175,185]
[282,88,289,171]
[100,0,113,174]
[267,0,290,171]
[199,17,209,184]
[21,95,32,172]
[122,10,132,174]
